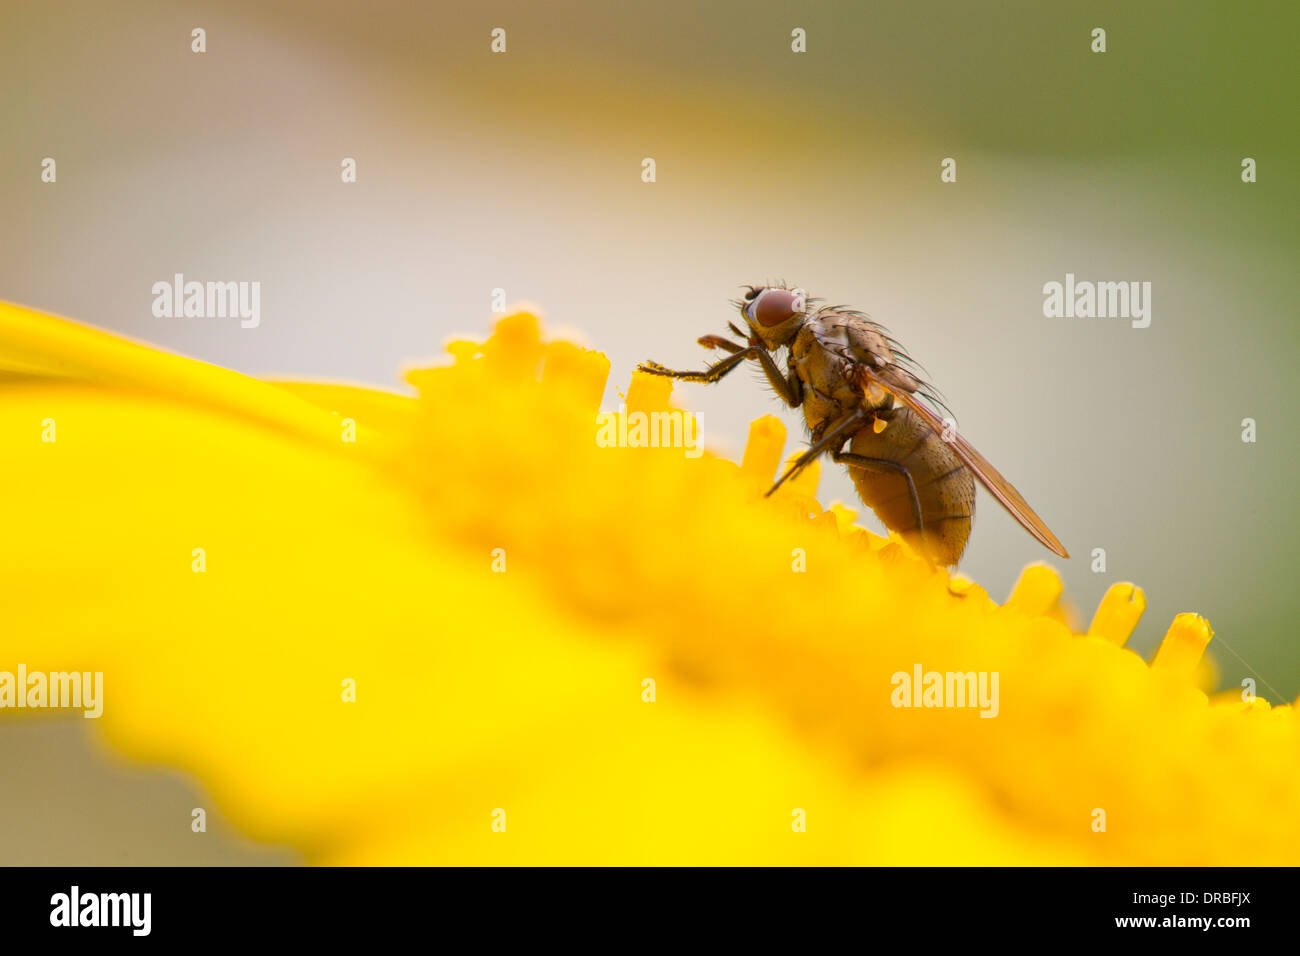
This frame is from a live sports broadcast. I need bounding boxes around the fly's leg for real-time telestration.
[765,408,868,498]
[831,451,924,535]
[639,345,800,407]
[638,349,749,383]
[696,334,743,353]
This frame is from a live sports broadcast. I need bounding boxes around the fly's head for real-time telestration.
[737,284,810,349]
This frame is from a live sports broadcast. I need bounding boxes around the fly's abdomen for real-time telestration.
[846,407,975,566]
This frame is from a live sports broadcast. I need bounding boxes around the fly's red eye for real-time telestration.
[747,289,807,327]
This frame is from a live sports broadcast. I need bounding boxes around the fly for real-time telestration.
[638,284,1068,566]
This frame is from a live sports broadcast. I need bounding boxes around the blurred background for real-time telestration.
[1,0,1296,862]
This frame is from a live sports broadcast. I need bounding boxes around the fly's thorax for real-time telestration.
[793,311,907,421]
[791,324,862,432]
[805,309,895,366]
[798,384,843,438]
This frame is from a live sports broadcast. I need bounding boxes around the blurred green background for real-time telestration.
[1,0,1296,862]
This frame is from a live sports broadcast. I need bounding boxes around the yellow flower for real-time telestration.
[2,301,1297,865]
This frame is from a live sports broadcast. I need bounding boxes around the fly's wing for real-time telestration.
[856,366,1069,559]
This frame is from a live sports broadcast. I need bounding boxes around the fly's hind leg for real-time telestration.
[831,451,925,535]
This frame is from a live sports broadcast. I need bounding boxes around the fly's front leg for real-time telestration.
[638,348,751,384]
[767,354,801,409]
[638,345,801,408]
